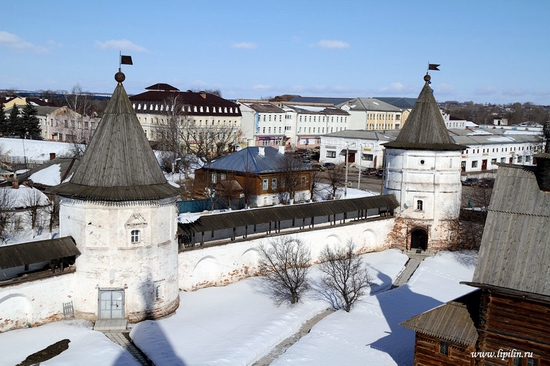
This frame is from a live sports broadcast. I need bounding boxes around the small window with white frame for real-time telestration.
[131,229,141,244]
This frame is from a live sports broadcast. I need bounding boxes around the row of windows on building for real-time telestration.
[367,123,400,130]
[367,113,400,121]
[463,145,539,155]
[41,118,97,130]
[259,114,348,124]
[210,172,307,191]
[469,155,532,168]
[139,116,238,127]
[133,103,238,114]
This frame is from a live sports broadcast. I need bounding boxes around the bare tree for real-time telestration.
[276,155,304,204]
[0,143,11,172]
[63,84,93,116]
[258,237,311,305]
[241,170,257,208]
[309,169,323,202]
[155,94,240,169]
[23,185,48,230]
[217,172,242,210]
[455,185,492,250]
[318,239,373,312]
[0,188,14,241]
[324,164,346,200]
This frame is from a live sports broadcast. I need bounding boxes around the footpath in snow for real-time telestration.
[0,249,476,366]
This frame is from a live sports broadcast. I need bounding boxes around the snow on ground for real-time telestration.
[0,138,73,161]
[0,319,138,366]
[272,251,477,366]
[29,163,62,186]
[0,249,477,366]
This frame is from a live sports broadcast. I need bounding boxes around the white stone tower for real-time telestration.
[383,74,466,251]
[52,70,181,322]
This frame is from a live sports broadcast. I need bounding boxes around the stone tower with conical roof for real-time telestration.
[52,70,181,322]
[384,74,467,251]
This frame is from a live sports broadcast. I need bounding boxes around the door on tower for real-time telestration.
[98,289,125,319]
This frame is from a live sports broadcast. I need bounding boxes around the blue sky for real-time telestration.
[1,0,549,104]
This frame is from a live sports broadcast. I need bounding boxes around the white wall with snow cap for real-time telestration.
[0,273,75,332]
[178,218,395,291]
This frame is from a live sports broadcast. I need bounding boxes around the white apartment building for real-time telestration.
[35,106,100,142]
[337,98,405,130]
[238,100,349,149]
[130,83,242,142]
[320,128,545,175]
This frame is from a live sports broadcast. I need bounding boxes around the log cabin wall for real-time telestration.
[413,333,475,366]
[476,291,549,365]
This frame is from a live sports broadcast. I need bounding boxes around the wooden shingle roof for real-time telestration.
[384,75,466,151]
[179,195,398,234]
[401,290,480,347]
[50,75,180,201]
[470,162,550,297]
[0,237,80,269]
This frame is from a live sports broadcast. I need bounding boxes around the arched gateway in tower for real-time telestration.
[51,70,181,322]
[383,74,467,251]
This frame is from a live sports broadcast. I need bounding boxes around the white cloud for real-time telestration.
[473,86,498,95]
[434,83,455,95]
[232,42,257,49]
[253,84,272,90]
[0,31,48,53]
[315,40,349,49]
[502,87,528,97]
[379,82,414,93]
[94,39,146,52]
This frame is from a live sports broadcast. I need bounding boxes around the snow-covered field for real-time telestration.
[0,249,476,366]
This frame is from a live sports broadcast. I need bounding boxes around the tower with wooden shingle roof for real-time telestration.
[384,74,467,251]
[51,70,181,322]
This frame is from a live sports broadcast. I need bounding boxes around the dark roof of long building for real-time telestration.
[401,290,480,347]
[0,237,80,269]
[179,195,398,234]
[49,74,180,201]
[374,97,417,109]
[469,161,550,297]
[130,88,241,117]
[203,146,310,174]
[384,75,466,151]
[289,96,354,105]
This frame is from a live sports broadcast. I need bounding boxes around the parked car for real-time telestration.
[479,178,495,188]
[323,162,336,170]
[312,163,324,171]
[375,169,384,178]
[462,178,479,186]
[362,168,377,176]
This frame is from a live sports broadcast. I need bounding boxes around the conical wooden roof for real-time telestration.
[384,75,466,151]
[51,73,179,201]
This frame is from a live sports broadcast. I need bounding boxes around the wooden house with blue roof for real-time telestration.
[194,146,313,208]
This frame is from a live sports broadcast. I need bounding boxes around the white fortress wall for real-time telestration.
[178,218,395,291]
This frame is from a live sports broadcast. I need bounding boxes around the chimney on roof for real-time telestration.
[278,146,285,155]
[258,147,265,157]
[199,91,206,99]
[534,154,550,191]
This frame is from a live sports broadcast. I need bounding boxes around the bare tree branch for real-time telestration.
[318,239,373,312]
[258,237,311,305]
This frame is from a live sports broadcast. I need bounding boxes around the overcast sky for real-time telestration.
[1,0,549,104]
